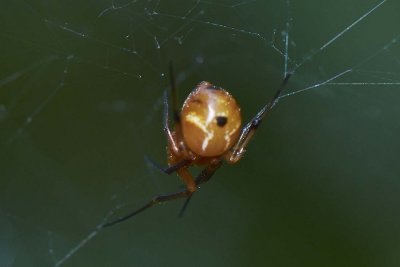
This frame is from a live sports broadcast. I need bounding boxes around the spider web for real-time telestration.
[1,0,400,266]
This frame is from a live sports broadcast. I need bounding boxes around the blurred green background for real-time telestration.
[1,0,400,266]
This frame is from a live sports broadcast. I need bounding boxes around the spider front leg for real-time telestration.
[225,73,292,163]
[156,63,192,173]
[163,62,185,154]
[163,90,181,154]
[144,90,190,176]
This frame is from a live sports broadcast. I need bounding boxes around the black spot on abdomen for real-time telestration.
[216,116,228,127]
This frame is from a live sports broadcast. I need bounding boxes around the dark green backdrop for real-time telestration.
[1,0,400,266]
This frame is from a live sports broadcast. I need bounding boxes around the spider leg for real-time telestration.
[164,62,186,155]
[101,165,197,228]
[195,160,223,185]
[163,90,180,154]
[101,189,193,228]
[178,194,193,218]
[149,64,192,175]
[225,74,291,164]
[145,156,190,175]
[178,160,223,217]
[169,61,180,124]
[101,160,223,228]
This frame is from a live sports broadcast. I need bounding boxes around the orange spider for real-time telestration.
[102,65,291,228]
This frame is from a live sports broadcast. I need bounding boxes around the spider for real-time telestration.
[101,65,291,228]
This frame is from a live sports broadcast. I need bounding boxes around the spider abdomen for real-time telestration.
[180,81,242,157]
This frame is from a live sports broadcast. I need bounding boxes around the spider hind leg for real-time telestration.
[101,189,193,228]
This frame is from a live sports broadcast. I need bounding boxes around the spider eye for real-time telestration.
[216,116,227,127]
